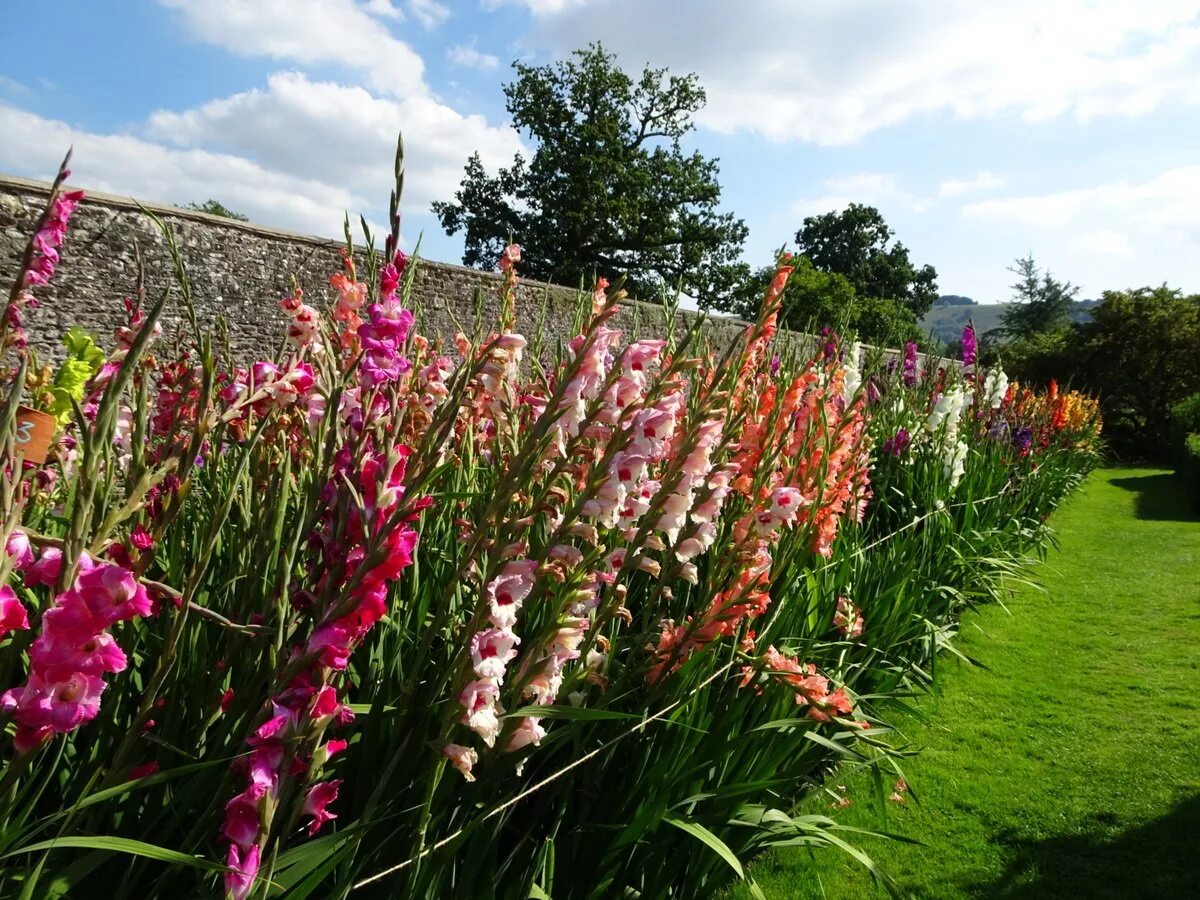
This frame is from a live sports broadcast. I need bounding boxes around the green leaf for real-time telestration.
[0,836,227,872]
[662,815,744,880]
[506,705,647,722]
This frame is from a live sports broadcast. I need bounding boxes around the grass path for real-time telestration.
[742,466,1200,899]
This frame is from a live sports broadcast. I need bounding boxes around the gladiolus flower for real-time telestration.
[222,784,266,849]
[302,780,342,835]
[460,679,503,747]
[0,585,30,638]
[5,530,33,570]
[469,628,521,681]
[224,843,261,900]
[443,743,478,782]
[506,717,546,752]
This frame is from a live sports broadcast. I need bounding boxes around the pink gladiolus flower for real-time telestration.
[310,684,341,719]
[459,679,503,747]
[25,670,107,732]
[470,627,521,681]
[506,717,546,751]
[222,783,266,849]
[31,628,127,680]
[0,585,30,638]
[75,563,153,624]
[322,738,349,761]
[5,530,33,570]
[129,524,154,551]
[306,621,354,669]
[25,546,64,587]
[485,560,537,629]
[225,843,261,900]
[498,243,521,272]
[833,596,864,639]
[443,743,478,782]
[129,761,159,780]
[302,779,342,835]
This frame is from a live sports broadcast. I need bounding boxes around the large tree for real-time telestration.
[433,44,749,307]
[795,203,939,318]
[726,258,923,346]
[1000,254,1078,339]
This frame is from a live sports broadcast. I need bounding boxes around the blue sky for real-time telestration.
[2,0,1198,305]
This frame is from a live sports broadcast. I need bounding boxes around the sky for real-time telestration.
[1,0,1198,305]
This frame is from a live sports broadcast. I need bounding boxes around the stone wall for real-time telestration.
[1,174,764,365]
[1,174,941,370]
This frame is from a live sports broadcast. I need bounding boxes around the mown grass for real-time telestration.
[732,466,1200,899]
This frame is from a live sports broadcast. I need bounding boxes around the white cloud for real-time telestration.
[0,103,367,237]
[409,0,450,28]
[794,172,933,217]
[157,0,429,99]
[937,172,1004,199]
[1072,228,1135,258]
[481,0,593,13]
[961,167,1200,291]
[0,1,517,243]
[363,0,404,19]
[448,42,501,70]
[0,75,30,97]
[522,0,1200,143]
[145,72,522,213]
[963,166,1200,245]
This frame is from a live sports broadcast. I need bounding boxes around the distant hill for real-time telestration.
[920,300,1099,345]
[934,294,978,307]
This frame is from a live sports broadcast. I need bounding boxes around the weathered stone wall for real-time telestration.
[1,174,764,365]
[1,174,944,371]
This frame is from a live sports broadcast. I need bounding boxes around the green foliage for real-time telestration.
[794,204,939,318]
[990,325,1074,384]
[1001,284,1200,458]
[48,326,105,423]
[1074,286,1200,455]
[734,467,1200,899]
[1169,392,1200,441]
[1182,435,1200,513]
[998,254,1078,339]
[727,258,924,347]
[185,199,249,222]
[433,43,749,307]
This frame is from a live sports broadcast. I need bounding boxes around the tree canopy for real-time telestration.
[795,203,938,318]
[726,258,923,346]
[186,199,248,222]
[433,44,749,307]
[999,254,1078,339]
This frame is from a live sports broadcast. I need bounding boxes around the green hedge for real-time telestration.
[1170,393,1200,461]
[1181,433,1200,514]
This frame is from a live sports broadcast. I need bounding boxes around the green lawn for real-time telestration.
[738,466,1200,899]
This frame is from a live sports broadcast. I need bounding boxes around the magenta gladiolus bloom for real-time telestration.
[25,546,65,588]
[961,324,977,370]
[76,563,153,624]
[0,585,29,638]
[5,529,34,570]
[222,784,266,850]
[302,780,342,835]
[224,843,261,900]
[902,342,918,387]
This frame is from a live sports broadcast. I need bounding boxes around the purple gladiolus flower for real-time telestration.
[881,428,911,457]
[902,342,918,387]
[961,324,977,370]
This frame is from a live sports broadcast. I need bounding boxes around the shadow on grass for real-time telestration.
[965,794,1200,899]
[1108,472,1199,522]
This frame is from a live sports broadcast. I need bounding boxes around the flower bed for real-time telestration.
[0,148,1100,899]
